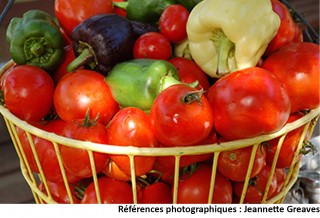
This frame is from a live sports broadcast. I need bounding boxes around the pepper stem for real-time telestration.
[113,1,128,10]
[158,75,199,94]
[210,29,237,75]
[30,42,45,57]
[66,41,98,72]
[159,75,182,93]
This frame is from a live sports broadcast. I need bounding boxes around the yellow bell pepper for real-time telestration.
[186,0,280,78]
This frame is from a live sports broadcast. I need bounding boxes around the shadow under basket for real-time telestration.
[1,59,320,204]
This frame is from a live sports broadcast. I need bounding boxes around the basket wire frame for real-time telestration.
[0,0,319,204]
[0,0,14,24]
[2,106,319,204]
[0,60,319,204]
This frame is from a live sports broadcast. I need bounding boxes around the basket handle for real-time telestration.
[0,0,15,24]
[280,0,319,44]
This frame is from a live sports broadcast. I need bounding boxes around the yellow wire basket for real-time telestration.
[1,60,319,204]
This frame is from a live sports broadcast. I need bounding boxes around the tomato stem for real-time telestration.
[180,163,199,181]
[79,108,100,127]
[181,89,204,105]
[229,153,237,161]
[248,177,257,186]
[72,182,87,201]
[300,140,316,155]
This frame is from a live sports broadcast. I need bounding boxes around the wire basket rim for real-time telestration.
[1,98,319,156]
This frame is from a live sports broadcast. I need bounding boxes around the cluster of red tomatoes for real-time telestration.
[0,0,319,204]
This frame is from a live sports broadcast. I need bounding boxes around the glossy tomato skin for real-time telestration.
[133,32,172,60]
[271,168,286,198]
[16,126,39,173]
[59,120,109,178]
[264,0,296,56]
[176,164,232,204]
[266,112,305,168]
[292,23,303,43]
[262,42,320,113]
[138,182,172,204]
[159,4,189,43]
[2,65,54,122]
[217,144,266,182]
[233,165,278,203]
[38,119,81,183]
[0,63,15,90]
[102,159,131,182]
[39,180,80,204]
[150,84,214,147]
[169,57,210,91]
[207,67,291,140]
[53,69,119,125]
[107,107,158,176]
[81,177,133,204]
[54,0,113,37]
[15,120,81,183]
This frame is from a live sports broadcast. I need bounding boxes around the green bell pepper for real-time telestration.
[105,59,183,111]
[6,10,64,72]
[114,0,176,24]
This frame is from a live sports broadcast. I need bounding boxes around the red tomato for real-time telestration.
[39,180,80,204]
[169,57,210,91]
[102,159,131,182]
[233,165,278,203]
[16,126,39,173]
[138,182,172,204]
[0,63,15,91]
[150,84,214,146]
[59,118,109,178]
[217,144,266,182]
[39,119,81,183]
[16,121,81,184]
[81,177,133,204]
[59,27,72,46]
[271,168,286,197]
[53,69,119,125]
[159,4,189,43]
[262,42,320,113]
[2,65,54,122]
[207,67,291,140]
[52,45,77,83]
[41,119,67,135]
[292,23,303,43]
[107,107,158,176]
[54,0,114,37]
[264,0,296,56]
[176,164,232,204]
[133,32,172,60]
[266,112,305,168]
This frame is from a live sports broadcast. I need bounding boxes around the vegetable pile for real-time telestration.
[0,0,319,204]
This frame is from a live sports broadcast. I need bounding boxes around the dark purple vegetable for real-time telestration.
[130,20,159,38]
[67,14,135,75]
